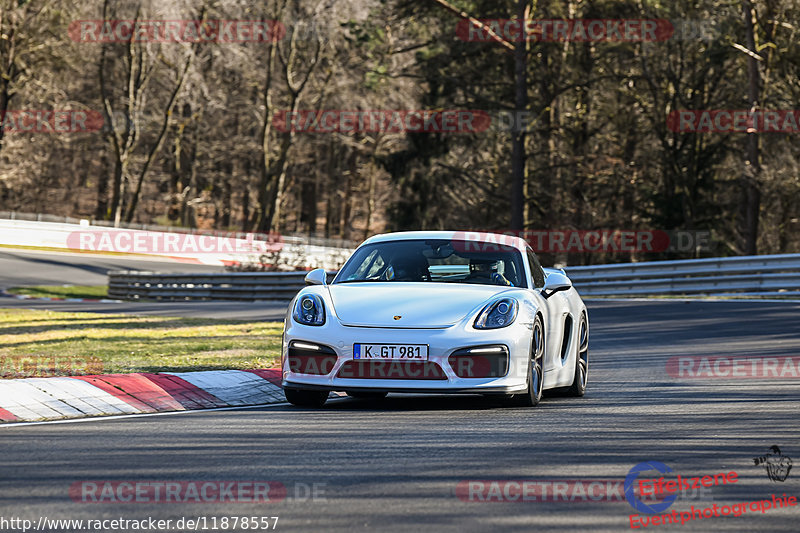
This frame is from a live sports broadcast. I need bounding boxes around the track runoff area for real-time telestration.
[1,299,798,532]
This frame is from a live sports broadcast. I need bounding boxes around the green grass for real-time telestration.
[7,285,109,299]
[0,308,283,378]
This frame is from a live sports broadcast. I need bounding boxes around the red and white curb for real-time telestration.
[0,369,291,423]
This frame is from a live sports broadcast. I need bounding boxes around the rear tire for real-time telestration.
[565,313,588,397]
[504,315,544,407]
[284,388,328,407]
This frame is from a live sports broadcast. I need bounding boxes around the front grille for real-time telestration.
[336,360,447,380]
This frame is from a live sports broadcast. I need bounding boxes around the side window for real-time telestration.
[526,249,545,288]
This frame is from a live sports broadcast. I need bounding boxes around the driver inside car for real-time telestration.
[383,254,430,281]
[466,258,513,286]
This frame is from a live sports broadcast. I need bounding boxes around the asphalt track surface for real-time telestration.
[0,248,224,288]
[0,249,287,319]
[2,299,799,532]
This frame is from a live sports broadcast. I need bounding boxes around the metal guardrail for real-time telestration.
[564,254,800,296]
[107,270,336,301]
[108,254,800,301]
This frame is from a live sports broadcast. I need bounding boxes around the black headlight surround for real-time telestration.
[292,293,326,326]
[474,298,518,329]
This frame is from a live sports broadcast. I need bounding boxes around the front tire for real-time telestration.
[504,314,544,407]
[284,388,328,407]
[565,313,588,397]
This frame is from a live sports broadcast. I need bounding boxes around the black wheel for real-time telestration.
[504,314,544,407]
[566,313,588,397]
[345,391,388,399]
[284,388,328,407]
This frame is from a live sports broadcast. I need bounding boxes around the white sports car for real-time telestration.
[281,231,588,407]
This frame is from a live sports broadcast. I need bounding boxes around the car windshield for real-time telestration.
[334,239,526,288]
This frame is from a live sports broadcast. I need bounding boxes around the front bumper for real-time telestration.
[282,316,533,394]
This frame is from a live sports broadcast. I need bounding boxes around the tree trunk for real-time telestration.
[124,52,193,223]
[110,159,126,226]
[257,37,279,232]
[740,0,761,255]
[221,175,232,229]
[241,179,251,232]
[363,162,377,241]
[267,124,297,232]
[0,20,19,156]
[510,0,527,230]
[300,177,316,234]
[0,71,12,154]
[94,150,110,219]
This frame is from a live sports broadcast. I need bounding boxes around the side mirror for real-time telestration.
[542,272,572,298]
[304,268,327,286]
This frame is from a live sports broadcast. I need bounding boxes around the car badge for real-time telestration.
[393,315,402,320]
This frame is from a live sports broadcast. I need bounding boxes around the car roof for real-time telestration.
[362,231,529,252]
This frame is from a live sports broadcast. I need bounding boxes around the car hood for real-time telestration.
[327,282,514,328]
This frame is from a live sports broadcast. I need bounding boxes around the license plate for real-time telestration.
[353,344,429,361]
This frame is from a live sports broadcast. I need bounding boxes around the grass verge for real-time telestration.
[7,285,109,299]
[0,308,282,378]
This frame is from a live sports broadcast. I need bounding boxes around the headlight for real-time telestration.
[293,294,326,326]
[474,298,518,329]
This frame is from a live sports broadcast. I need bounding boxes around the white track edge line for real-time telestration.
[0,402,288,427]
[1,397,348,428]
